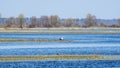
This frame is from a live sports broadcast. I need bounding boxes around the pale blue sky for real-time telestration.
[0,0,120,19]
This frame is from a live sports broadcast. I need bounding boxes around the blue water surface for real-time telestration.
[0,33,120,44]
[0,47,120,56]
[0,33,120,68]
[0,60,120,68]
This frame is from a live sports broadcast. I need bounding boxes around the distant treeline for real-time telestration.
[0,13,120,28]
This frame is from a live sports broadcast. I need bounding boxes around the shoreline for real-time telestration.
[0,28,120,34]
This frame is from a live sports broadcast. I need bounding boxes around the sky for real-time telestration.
[0,0,120,19]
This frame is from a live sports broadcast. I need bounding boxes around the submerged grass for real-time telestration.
[0,39,71,42]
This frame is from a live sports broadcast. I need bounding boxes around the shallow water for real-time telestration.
[0,60,120,68]
[0,34,120,55]
[0,33,120,44]
[0,47,120,56]
[0,33,120,68]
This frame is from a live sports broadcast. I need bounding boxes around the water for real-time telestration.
[0,60,120,68]
[0,33,120,68]
[0,33,120,55]
[0,47,120,56]
[0,33,120,44]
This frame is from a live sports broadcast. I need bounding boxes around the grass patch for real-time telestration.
[0,55,119,62]
[0,55,103,61]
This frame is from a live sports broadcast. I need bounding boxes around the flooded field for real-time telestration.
[0,33,120,68]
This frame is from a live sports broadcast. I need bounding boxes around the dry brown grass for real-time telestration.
[0,55,103,61]
[0,28,120,34]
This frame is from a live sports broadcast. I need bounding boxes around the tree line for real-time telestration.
[0,13,120,28]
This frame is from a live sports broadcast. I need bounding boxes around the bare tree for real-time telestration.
[40,16,52,27]
[4,17,18,28]
[84,14,96,27]
[50,15,59,27]
[64,18,75,27]
[0,13,1,24]
[18,14,25,29]
[0,13,2,27]
[117,18,120,26]
[29,16,37,28]
[5,18,12,28]
[100,22,107,27]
